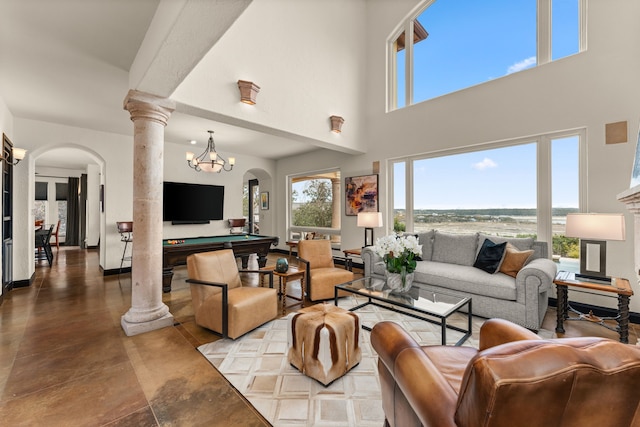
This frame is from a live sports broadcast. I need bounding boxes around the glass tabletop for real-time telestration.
[336,277,470,317]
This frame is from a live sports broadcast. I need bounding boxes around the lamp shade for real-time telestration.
[12,147,26,160]
[565,213,626,241]
[357,212,383,228]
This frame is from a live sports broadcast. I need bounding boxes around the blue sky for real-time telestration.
[408,0,579,103]
[394,1,580,210]
[400,138,579,210]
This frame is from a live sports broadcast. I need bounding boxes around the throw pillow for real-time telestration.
[473,239,507,274]
[500,243,534,277]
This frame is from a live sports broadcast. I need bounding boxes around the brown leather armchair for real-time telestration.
[297,239,354,302]
[371,319,640,427]
[186,249,278,339]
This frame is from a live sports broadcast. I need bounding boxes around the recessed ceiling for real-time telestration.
[0,0,318,170]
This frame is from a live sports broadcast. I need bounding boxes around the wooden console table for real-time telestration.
[554,271,633,343]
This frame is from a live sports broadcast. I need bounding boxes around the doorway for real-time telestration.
[248,179,260,234]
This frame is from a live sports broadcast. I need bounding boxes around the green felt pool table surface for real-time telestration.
[162,234,271,246]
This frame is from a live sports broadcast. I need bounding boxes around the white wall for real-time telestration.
[162,138,276,239]
[86,164,101,247]
[14,119,129,279]
[172,0,368,155]
[275,1,640,312]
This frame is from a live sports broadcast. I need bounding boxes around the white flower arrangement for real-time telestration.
[373,234,422,274]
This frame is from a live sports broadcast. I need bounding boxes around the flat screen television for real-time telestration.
[163,181,224,224]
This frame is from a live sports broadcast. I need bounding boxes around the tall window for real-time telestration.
[393,161,407,232]
[289,170,341,241]
[391,0,584,109]
[56,183,68,238]
[34,181,47,223]
[392,130,583,259]
[411,143,537,236]
[551,135,580,262]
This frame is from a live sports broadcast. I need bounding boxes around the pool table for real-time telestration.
[162,233,279,292]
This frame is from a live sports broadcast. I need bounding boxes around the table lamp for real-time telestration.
[357,212,383,247]
[564,213,626,281]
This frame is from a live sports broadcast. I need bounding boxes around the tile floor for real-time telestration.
[0,247,637,426]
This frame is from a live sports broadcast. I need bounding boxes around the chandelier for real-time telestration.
[185,130,235,173]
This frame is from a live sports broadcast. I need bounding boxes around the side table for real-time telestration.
[261,265,305,314]
[554,271,634,343]
[342,248,362,271]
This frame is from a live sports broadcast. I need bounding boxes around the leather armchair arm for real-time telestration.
[372,322,458,427]
[297,256,312,295]
[186,278,230,338]
[479,318,540,351]
[396,348,459,427]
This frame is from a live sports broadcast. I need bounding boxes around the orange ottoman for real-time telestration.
[287,303,362,386]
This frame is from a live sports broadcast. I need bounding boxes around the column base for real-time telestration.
[121,312,174,337]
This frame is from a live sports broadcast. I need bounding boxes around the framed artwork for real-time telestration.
[260,191,269,210]
[345,174,378,216]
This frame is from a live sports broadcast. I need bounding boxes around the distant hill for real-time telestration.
[394,208,579,216]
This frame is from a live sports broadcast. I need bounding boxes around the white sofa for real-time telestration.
[362,230,557,330]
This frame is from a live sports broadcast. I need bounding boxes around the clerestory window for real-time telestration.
[390,0,585,109]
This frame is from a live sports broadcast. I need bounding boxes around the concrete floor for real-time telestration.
[0,247,636,426]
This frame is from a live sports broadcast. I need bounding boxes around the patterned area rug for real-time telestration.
[197,296,552,426]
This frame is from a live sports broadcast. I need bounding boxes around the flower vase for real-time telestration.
[385,266,414,292]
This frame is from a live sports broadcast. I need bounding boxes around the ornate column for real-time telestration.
[121,90,175,336]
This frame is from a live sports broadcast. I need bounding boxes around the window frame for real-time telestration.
[287,168,342,240]
[387,0,587,111]
[389,128,586,255]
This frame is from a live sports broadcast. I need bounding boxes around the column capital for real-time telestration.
[123,89,176,126]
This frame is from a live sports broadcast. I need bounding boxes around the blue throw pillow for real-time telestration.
[473,239,507,274]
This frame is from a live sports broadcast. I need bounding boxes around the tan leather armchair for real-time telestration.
[297,239,354,302]
[186,249,278,339]
[371,319,640,427]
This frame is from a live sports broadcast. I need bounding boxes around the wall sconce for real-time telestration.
[330,115,344,133]
[565,213,626,281]
[357,212,383,247]
[237,80,260,105]
[2,147,27,165]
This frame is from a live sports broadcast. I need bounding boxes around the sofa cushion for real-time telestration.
[500,243,534,278]
[477,233,534,253]
[416,230,435,261]
[473,239,507,274]
[414,261,517,301]
[432,231,479,266]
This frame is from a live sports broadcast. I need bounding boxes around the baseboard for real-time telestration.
[548,297,640,325]
[13,272,35,288]
[102,267,130,276]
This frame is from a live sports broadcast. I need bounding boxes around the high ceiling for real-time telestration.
[0,0,317,169]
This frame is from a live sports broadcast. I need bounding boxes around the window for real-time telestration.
[551,135,580,265]
[55,182,68,238]
[34,182,48,223]
[391,0,584,109]
[393,161,407,232]
[289,170,341,241]
[391,130,583,259]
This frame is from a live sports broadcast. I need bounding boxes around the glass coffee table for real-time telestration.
[335,277,472,346]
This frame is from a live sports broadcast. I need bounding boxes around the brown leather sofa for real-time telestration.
[371,319,640,427]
